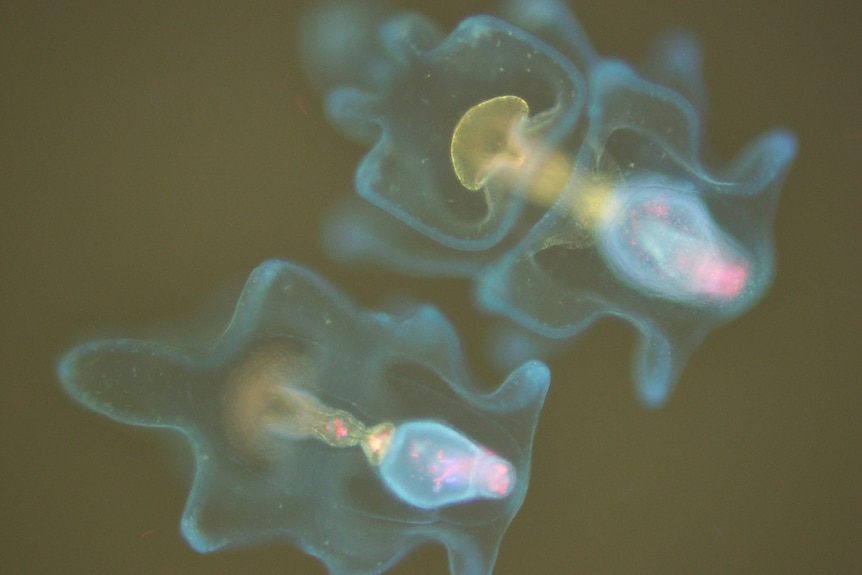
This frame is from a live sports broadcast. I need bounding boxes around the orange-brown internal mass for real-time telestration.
[222,342,321,464]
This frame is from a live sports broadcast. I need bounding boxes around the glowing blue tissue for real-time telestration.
[302,0,797,406]
[57,260,549,575]
[377,420,518,510]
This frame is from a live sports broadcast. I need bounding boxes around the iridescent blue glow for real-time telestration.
[58,260,549,575]
[378,420,519,509]
[302,0,797,406]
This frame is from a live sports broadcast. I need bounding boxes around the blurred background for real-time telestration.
[1,0,859,573]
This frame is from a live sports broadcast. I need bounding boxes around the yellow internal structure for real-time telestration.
[450,95,612,235]
[224,343,395,467]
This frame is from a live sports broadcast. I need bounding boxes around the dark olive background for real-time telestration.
[2,1,859,574]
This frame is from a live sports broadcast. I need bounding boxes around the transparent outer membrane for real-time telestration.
[303,0,797,406]
[58,260,549,575]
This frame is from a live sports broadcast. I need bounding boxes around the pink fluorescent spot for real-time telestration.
[600,185,753,304]
[475,451,515,498]
[432,453,468,491]
[692,257,749,298]
[642,200,670,219]
[483,461,513,496]
[377,421,522,508]
[670,244,750,299]
[324,418,349,440]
